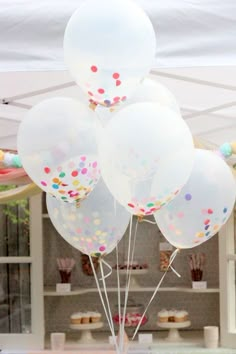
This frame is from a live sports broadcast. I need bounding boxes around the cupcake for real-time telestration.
[168,309,176,322]
[182,310,189,321]
[81,312,90,324]
[174,310,186,323]
[70,312,82,324]
[157,309,169,323]
[90,312,102,323]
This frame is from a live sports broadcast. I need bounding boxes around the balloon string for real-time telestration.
[120,215,133,353]
[115,245,122,336]
[141,217,180,276]
[99,258,113,280]
[120,216,139,353]
[89,255,120,354]
[140,218,156,225]
[131,248,180,340]
[100,261,116,335]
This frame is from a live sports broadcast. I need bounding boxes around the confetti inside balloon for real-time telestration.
[17,97,101,202]
[64,0,156,106]
[154,149,236,249]
[98,102,194,216]
[46,179,130,257]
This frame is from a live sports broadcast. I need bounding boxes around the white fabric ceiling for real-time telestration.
[0,0,236,164]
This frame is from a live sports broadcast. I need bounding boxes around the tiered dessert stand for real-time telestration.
[70,322,104,343]
[157,321,191,342]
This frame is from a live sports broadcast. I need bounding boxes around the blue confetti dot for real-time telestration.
[52,184,59,189]
[205,225,210,230]
[205,232,210,237]
[185,193,192,201]
[223,207,227,213]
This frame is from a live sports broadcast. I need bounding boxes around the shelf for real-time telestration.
[44,286,219,296]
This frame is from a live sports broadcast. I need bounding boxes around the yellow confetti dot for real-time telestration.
[94,219,101,225]
[213,225,219,231]
[102,232,108,237]
[73,237,79,241]
[68,214,76,221]
[155,201,161,206]
[196,232,204,238]
[73,180,80,186]
[95,230,102,236]
[0,150,4,161]
[175,230,182,235]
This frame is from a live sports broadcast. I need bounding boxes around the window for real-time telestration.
[219,210,236,348]
[0,194,44,350]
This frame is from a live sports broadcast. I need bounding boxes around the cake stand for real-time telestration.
[118,269,148,287]
[70,322,103,343]
[157,321,191,342]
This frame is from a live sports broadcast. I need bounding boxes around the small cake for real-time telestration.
[174,310,187,323]
[70,312,82,324]
[168,309,176,322]
[81,313,90,324]
[90,311,102,323]
[157,309,169,323]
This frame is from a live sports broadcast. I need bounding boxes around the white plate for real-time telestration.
[70,322,104,330]
[157,321,191,329]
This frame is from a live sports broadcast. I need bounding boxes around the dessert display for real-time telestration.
[157,309,189,323]
[70,311,102,325]
[113,302,147,328]
[81,254,99,276]
[113,261,148,270]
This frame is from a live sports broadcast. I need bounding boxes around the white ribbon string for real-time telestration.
[141,217,181,277]
[100,261,116,336]
[120,215,133,353]
[120,216,139,353]
[140,218,157,224]
[131,248,180,340]
[89,255,120,354]
[99,258,113,280]
[116,245,122,336]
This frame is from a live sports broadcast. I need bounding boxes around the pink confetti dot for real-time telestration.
[84,217,90,224]
[177,212,184,218]
[128,203,135,208]
[81,168,88,175]
[113,73,120,79]
[99,245,106,252]
[41,181,47,186]
[204,219,210,225]
[98,88,105,94]
[71,170,78,177]
[88,91,93,96]
[116,80,121,86]
[92,161,97,168]
[113,96,120,103]
[44,167,50,174]
[91,65,97,72]
[121,96,127,101]
[208,209,213,214]
[81,156,86,161]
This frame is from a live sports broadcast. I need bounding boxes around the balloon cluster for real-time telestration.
[17,0,236,257]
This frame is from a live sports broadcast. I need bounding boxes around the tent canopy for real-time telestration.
[0,0,236,166]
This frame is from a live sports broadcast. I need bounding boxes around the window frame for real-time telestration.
[0,194,44,350]
[219,210,236,348]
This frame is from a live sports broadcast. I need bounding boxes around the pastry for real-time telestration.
[168,309,176,322]
[90,311,102,323]
[174,310,186,323]
[70,312,82,324]
[81,313,90,324]
[157,309,169,323]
